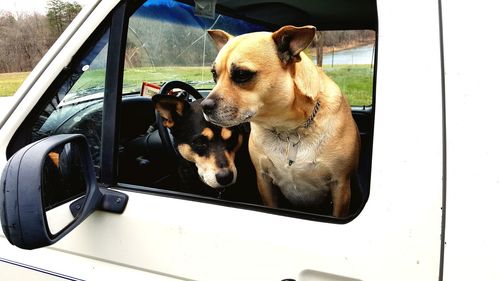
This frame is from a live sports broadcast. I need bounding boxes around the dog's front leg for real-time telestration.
[249,137,279,207]
[256,171,279,208]
[331,177,351,217]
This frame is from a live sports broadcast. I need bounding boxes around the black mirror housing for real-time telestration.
[1,134,127,249]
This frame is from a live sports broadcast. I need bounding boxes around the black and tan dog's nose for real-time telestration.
[201,98,216,115]
[216,169,234,186]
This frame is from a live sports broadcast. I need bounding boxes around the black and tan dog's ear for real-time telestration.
[272,25,316,64]
[207,29,233,51]
[152,95,190,128]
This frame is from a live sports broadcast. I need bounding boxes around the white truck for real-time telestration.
[1,0,499,280]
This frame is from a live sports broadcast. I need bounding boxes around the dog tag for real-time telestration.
[217,187,225,199]
[287,134,300,166]
[287,143,298,166]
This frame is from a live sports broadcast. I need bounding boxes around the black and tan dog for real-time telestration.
[202,25,360,217]
[153,94,259,203]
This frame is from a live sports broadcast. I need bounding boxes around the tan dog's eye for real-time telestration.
[211,68,217,83]
[231,68,255,84]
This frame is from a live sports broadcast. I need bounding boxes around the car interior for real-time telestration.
[7,0,377,220]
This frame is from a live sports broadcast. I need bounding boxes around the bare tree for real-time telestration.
[0,1,81,73]
[315,31,324,67]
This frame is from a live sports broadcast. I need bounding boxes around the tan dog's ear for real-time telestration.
[152,95,190,128]
[207,29,233,51]
[272,26,320,99]
[272,25,316,64]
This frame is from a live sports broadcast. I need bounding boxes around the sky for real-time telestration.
[0,0,86,16]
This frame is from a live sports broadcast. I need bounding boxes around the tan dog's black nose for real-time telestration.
[201,98,216,115]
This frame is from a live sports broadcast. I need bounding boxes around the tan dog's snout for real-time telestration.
[200,97,217,115]
[201,95,235,126]
[201,94,254,127]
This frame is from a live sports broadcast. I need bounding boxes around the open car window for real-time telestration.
[117,0,376,221]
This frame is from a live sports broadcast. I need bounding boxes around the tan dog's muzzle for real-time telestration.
[201,95,255,127]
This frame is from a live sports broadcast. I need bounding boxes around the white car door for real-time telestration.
[1,0,445,280]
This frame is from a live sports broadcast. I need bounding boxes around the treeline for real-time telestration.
[0,0,81,73]
[316,30,376,49]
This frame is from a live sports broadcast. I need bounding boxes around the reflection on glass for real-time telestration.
[123,0,265,93]
[32,28,109,175]
[42,141,87,235]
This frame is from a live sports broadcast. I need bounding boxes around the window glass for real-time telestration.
[123,0,266,94]
[32,30,110,171]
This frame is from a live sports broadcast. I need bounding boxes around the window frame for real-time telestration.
[99,1,131,185]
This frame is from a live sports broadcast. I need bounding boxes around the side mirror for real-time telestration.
[1,134,128,249]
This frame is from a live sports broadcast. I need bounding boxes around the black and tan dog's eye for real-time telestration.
[225,133,239,151]
[192,136,209,153]
[231,68,255,83]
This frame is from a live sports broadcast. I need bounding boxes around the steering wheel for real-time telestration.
[158,80,203,100]
[155,81,203,160]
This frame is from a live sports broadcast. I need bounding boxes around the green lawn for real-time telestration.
[0,72,30,97]
[0,65,373,106]
[123,66,215,91]
[322,64,374,106]
[124,65,373,106]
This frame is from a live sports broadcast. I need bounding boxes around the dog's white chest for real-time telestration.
[261,138,332,206]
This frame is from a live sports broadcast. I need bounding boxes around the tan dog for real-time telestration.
[202,25,360,217]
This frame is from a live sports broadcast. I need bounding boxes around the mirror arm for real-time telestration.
[98,188,129,214]
[70,187,128,217]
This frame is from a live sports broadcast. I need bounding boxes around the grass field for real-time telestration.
[123,66,215,91]
[323,65,374,105]
[0,72,30,97]
[1,65,373,105]
[123,65,373,105]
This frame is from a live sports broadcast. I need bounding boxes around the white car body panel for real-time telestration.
[0,0,499,280]
[441,0,500,280]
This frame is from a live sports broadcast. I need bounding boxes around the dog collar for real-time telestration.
[270,99,321,166]
[286,133,301,166]
[303,99,321,129]
[270,99,321,135]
